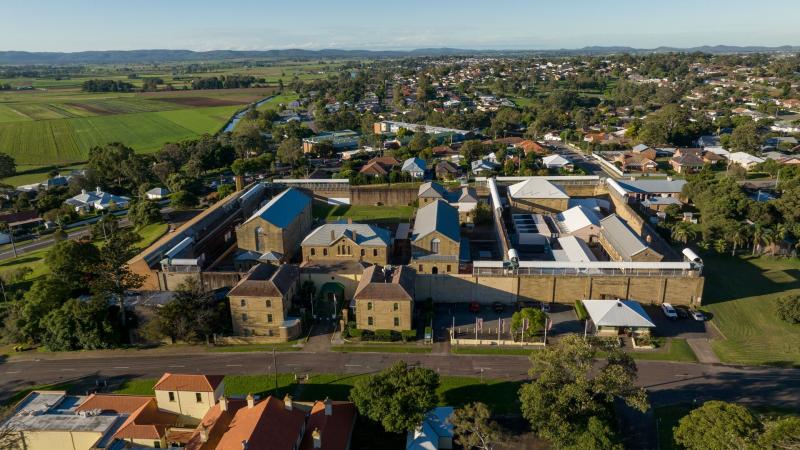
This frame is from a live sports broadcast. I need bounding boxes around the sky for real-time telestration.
[2,0,799,52]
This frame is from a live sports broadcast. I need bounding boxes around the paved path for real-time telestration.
[687,338,721,364]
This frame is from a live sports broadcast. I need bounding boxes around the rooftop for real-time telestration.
[583,299,655,328]
[599,214,649,261]
[228,263,299,298]
[412,200,460,243]
[243,187,310,229]
[153,373,224,393]
[508,178,569,199]
[302,223,391,248]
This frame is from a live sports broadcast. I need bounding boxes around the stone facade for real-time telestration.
[355,298,413,331]
[229,289,300,340]
[411,230,460,274]
[509,197,569,214]
[235,203,312,261]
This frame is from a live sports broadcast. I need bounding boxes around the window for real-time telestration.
[393,303,399,311]
[431,266,439,275]
[368,316,374,326]
[267,314,273,323]
[265,299,272,308]
[361,249,365,257]
[242,313,248,322]
[373,249,378,257]
[154,442,161,448]
[446,265,451,273]
[431,238,440,254]
[240,299,246,307]
[323,248,328,256]
[168,392,175,402]
[367,302,373,311]
[196,393,202,403]
[394,317,400,327]
[419,264,423,272]
[254,227,263,252]
[311,248,316,256]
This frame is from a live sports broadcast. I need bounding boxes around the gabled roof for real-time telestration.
[555,236,597,262]
[302,223,391,247]
[299,400,357,450]
[113,398,178,441]
[228,263,299,298]
[599,214,649,261]
[632,143,651,152]
[615,179,687,195]
[154,373,224,392]
[402,157,426,172]
[243,188,310,229]
[542,154,571,167]
[76,394,152,414]
[582,299,655,328]
[354,265,415,301]
[508,178,569,199]
[412,200,460,243]
[418,181,448,199]
[554,205,600,234]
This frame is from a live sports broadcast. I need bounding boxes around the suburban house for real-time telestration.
[301,222,392,265]
[435,160,460,179]
[513,140,548,156]
[669,148,721,173]
[470,158,500,175]
[613,178,687,202]
[598,214,663,262]
[406,407,455,450]
[507,178,570,213]
[145,187,170,200]
[417,182,478,223]
[65,187,130,212]
[411,200,462,274]
[402,157,427,178]
[227,263,301,340]
[631,143,657,161]
[614,152,658,173]
[728,151,765,170]
[542,154,573,171]
[153,373,225,425]
[582,299,655,336]
[235,188,313,262]
[359,156,400,177]
[353,264,416,331]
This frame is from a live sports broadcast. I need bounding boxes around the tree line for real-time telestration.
[81,79,134,92]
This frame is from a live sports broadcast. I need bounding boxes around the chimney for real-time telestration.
[246,393,254,409]
[347,217,353,224]
[330,229,336,242]
[199,424,209,443]
[95,186,102,194]
[324,397,333,416]
[312,428,322,449]
[283,394,293,411]
[352,229,358,243]
[81,189,87,195]
[234,175,244,192]
[219,396,228,412]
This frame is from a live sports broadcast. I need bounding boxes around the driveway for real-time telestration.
[644,305,719,339]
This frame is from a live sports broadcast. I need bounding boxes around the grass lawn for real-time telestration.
[312,204,415,223]
[331,344,432,354]
[208,342,301,353]
[134,223,169,248]
[113,373,523,415]
[701,254,800,367]
[629,339,698,362]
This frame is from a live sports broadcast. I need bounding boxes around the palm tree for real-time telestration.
[730,223,751,257]
[761,228,776,257]
[671,223,697,245]
[752,225,765,256]
[714,239,729,255]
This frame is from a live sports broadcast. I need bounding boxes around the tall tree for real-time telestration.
[674,401,761,450]
[350,361,440,433]
[0,152,16,179]
[451,402,504,450]
[277,137,303,165]
[91,229,145,325]
[45,239,101,292]
[154,278,225,343]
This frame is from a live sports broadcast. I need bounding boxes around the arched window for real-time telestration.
[311,248,316,256]
[431,266,439,275]
[240,299,246,307]
[367,302,373,310]
[373,249,378,257]
[265,300,271,308]
[393,302,399,311]
[431,238,440,254]
[323,248,328,256]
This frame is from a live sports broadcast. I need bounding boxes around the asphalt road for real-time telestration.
[0,227,91,260]
[2,351,798,410]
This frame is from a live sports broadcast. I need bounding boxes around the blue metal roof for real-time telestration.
[245,187,310,229]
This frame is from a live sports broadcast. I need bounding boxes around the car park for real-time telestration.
[661,303,678,320]
[675,306,690,319]
[691,310,706,322]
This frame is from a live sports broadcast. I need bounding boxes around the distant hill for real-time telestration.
[0,45,798,65]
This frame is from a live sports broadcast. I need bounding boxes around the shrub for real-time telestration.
[348,327,364,338]
[574,300,589,320]
[374,329,395,341]
[401,329,417,342]
[777,295,800,324]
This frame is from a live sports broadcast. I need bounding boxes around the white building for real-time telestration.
[65,187,130,212]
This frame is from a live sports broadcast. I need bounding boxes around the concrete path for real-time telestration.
[304,322,334,353]
[687,338,721,364]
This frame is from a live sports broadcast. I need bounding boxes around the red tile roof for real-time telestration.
[76,394,153,414]
[113,398,178,441]
[154,373,224,392]
[299,401,357,450]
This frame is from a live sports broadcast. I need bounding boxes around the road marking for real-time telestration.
[344,364,361,367]
[226,364,242,367]
[286,363,299,367]
[168,365,185,368]
[5,371,20,374]
[113,366,130,369]
[60,368,76,371]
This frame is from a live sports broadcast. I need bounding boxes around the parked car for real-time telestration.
[492,302,505,313]
[691,310,706,322]
[541,303,551,313]
[516,300,540,311]
[661,303,678,320]
[675,306,690,319]
[469,301,481,313]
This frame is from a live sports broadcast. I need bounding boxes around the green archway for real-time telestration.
[314,282,346,319]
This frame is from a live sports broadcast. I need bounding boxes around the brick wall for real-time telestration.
[355,299,413,330]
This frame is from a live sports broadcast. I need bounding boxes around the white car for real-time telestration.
[661,303,678,320]
[691,310,706,322]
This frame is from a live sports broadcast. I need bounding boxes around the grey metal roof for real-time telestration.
[412,199,460,243]
[599,214,648,260]
[583,299,655,328]
[615,179,687,195]
[554,205,600,234]
[508,178,569,199]
[244,187,310,229]
[301,223,391,247]
[402,157,426,172]
[418,181,448,199]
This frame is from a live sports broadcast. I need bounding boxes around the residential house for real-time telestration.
[402,157,427,178]
[354,264,416,331]
[598,214,663,262]
[615,152,658,173]
[470,158,499,175]
[146,187,170,200]
[514,140,548,156]
[728,151,765,170]
[406,407,455,450]
[631,144,657,161]
[235,188,313,261]
[583,299,655,336]
[411,200,462,274]
[227,263,301,340]
[669,148,706,174]
[298,399,358,450]
[301,222,392,265]
[435,160,460,179]
[418,182,479,223]
[507,178,570,213]
[153,373,225,425]
[359,156,400,177]
[542,154,573,171]
[613,178,687,202]
[65,187,130,212]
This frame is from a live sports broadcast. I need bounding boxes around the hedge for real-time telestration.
[575,300,589,320]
